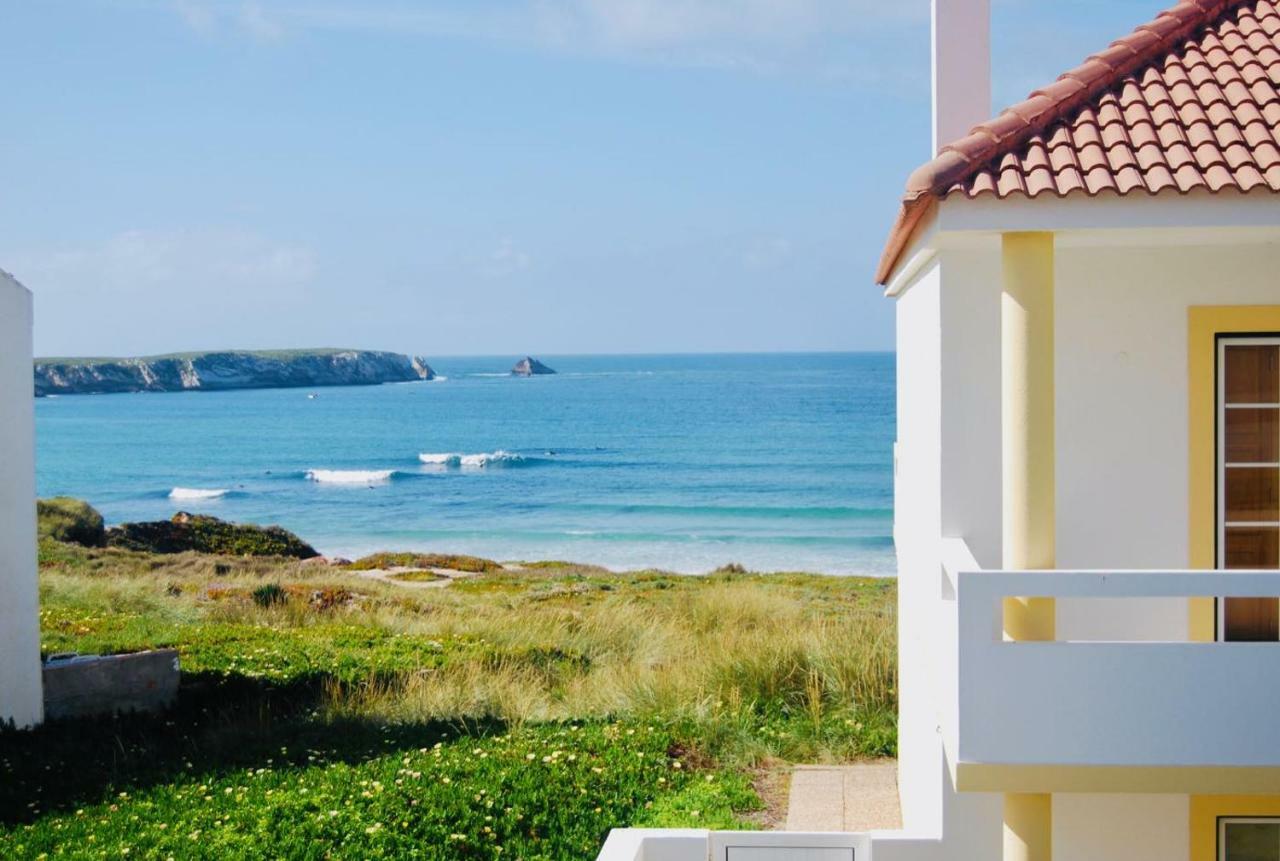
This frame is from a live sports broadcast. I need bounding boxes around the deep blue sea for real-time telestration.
[35,353,895,575]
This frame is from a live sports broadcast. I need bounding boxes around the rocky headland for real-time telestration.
[511,356,556,376]
[34,349,435,396]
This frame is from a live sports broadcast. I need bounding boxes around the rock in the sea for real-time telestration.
[34,348,436,397]
[106,512,319,558]
[37,497,106,547]
[511,356,556,376]
[411,355,435,380]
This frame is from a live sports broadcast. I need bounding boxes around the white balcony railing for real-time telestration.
[950,554,1280,775]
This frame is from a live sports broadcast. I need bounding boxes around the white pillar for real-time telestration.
[932,0,992,154]
[0,271,42,729]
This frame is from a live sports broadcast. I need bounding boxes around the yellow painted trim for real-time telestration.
[956,763,1280,795]
[1191,795,1280,861]
[1002,233,1056,643]
[1188,306,1280,642]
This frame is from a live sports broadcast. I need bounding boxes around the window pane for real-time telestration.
[1226,528,1280,568]
[1225,345,1280,404]
[1227,408,1280,463]
[1225,467,1280,522]
[1223,821,1280,861]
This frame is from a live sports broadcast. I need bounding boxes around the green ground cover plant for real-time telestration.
[1,539,897,859]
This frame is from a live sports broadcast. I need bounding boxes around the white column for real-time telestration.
[0,271,42,729]
[932,0,992,154]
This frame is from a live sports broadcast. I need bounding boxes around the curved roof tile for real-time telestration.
[877,0,1280,285]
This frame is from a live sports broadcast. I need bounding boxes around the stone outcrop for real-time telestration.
[34,349,435,396]
[511,356,556,376]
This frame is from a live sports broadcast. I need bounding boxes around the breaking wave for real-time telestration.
[306,469,398,484]
[419,450,535,468]
[169,487,230,500]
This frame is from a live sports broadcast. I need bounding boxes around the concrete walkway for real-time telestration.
[785,762,901,833]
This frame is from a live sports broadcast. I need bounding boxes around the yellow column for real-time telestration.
[1005,793,1053,861]
[1001,232,1055,861]
[1001,231,1057,638]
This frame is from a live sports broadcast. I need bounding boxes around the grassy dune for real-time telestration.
[1,542,896,859]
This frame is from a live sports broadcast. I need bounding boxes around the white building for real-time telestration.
[599,0,1280,858]
[0,270,42,729]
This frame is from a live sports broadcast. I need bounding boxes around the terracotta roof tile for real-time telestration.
[878,0,1280,285]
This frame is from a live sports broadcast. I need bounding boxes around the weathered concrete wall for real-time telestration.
[0,271,42,729]
[43,650,180,720]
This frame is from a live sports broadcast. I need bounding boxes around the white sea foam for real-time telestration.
[306,469,396,484]
[169,487,229,500]
[418,450,527,468]
[418,452,463,466]
[461,450,524,467]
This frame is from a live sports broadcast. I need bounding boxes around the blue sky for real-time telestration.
[2,0,1170,357]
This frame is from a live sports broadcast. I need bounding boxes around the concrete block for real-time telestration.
[43,649,180,720]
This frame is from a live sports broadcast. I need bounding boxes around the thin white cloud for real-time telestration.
[173,0,217,33]
[158,0,927,73]
[10,227,322,356]
[12,227,317,297]
[238,1,284,40]
[478,238,532,278]
[742,236,793,270]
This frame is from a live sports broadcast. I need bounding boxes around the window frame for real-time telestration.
[1218,815,1280,861]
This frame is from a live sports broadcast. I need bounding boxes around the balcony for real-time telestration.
[945,540,1280,794]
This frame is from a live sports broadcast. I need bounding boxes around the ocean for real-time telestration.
[34,352,896,575]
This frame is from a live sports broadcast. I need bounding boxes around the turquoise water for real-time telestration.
[35,353,895,575]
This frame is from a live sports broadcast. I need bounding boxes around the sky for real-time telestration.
[2,0,1172,358]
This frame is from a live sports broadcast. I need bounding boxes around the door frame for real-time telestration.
[1214,334,1280,641]
[1188,307,1280,641]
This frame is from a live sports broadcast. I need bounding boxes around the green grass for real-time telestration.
[387,570,450,583]
[344,552,504,573]
[2,541,898,858]
[2,718,754,860]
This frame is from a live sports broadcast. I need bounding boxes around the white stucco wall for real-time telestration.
[1053,794,1189,861]
[0,271,41,729]
[893,253,1003,858]
[1055,242,1280,641]
[894,261,944,837]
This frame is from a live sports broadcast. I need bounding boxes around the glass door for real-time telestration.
[1218,337,1280,641]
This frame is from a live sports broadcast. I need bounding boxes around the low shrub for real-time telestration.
[106,513,318,558]
[36,497,105,547]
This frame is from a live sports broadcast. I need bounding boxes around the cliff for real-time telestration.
[34,349,435,396]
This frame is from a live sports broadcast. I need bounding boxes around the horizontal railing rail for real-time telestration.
[952,561,1280,769]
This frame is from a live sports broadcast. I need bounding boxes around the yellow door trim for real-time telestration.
[1192,795,1280,861]
[1188,306,1280,641]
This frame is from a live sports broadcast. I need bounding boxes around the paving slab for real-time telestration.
[785,762,901,833]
